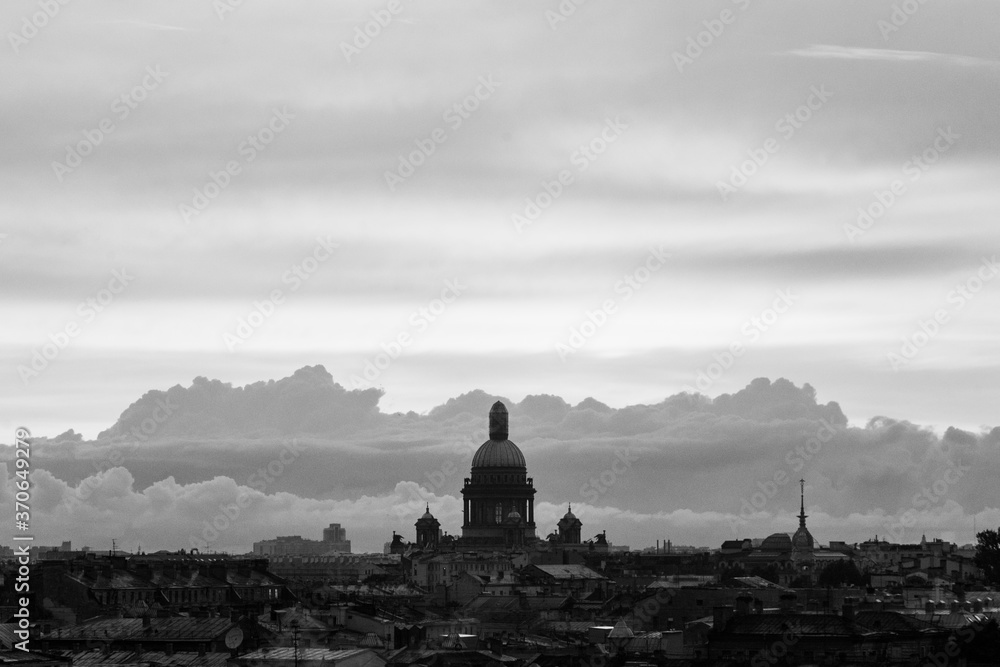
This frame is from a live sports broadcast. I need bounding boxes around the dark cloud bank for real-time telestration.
[4,366,999,551]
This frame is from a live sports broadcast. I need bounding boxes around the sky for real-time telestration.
[1,1,999,553]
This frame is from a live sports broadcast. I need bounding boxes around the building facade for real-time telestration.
[459,402,536,548]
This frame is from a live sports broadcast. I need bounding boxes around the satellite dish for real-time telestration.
[225,627,244,649]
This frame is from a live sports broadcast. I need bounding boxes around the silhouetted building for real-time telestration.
[557,505,583,545]
[254,524,351,556]
[459,402,536,548]
[414,506,441,550]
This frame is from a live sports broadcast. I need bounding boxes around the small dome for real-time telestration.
[563,504,576,520]
[792,526,815,550]
[507,509,521,520]
[471,439,526,468]
[759,532,793,552]
[415,504,439,526]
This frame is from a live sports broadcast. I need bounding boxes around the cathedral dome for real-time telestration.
[471,401,526,468]
[472,439,526,468]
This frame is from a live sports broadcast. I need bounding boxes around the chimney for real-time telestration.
[842,597,855,622]
[779,592,797,612]
[925,599,935,614]
[142,615,151,628]
[735,594,752,615]
[165,643,174,656]
[713,606,734,630]
[754,598,764,614]
[974,599,984,613]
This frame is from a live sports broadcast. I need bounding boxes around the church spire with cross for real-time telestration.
[791,478,815,552]
[798,478,807,528]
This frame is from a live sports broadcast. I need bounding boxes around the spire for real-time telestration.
[798,479,807,528]
[489,401,509,440]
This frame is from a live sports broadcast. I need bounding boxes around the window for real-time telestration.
[495,503,503,523]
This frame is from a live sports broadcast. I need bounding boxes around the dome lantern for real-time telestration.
[489,401,509,440]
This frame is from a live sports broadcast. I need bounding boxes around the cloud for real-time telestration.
[8,371,997,551]
[88,20,193,32]
[784,45,1000,70]
[97,365,383,440]
[5,464,997,554]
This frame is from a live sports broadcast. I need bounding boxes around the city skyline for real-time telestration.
[3,1,999,568]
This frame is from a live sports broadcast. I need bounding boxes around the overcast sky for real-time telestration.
[3,0,999,439]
